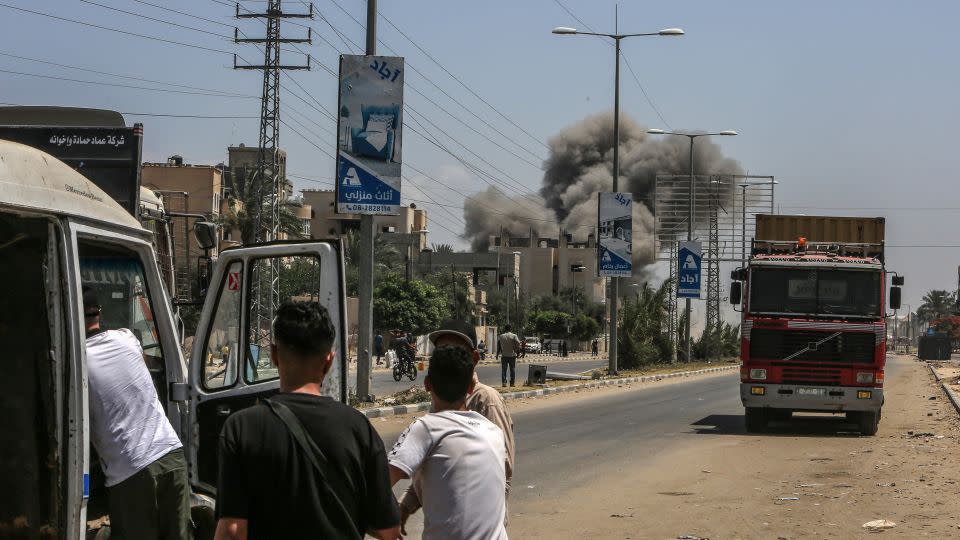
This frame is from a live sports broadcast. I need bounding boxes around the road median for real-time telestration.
[361,363,739,418]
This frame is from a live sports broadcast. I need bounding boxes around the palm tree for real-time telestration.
[618,280,673,368]
[431,243,455,254]
[917,289,956,323]
[220,166,305,245]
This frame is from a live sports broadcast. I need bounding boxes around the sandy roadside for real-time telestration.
[506,354,960,539]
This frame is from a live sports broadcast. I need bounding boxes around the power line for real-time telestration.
[78,0,230,39]
[376,9,551,153]
[0,51,256,98]
[552,0,674,130]
[0,66,251,98]
[0,3,234,55]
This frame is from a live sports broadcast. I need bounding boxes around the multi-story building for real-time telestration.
[300,189,428,249]
[488,230,606,304]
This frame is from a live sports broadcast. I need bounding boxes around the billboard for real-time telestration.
[335,55,404,215]
[677,240,702,298]
[598,192,632,277]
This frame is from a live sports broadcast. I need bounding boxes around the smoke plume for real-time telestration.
[463,111,744,268]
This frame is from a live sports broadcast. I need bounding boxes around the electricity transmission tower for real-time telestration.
[705,177,722,335]
[234,1,312,343]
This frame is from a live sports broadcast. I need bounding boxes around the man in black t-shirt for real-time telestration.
[214,302,401,540]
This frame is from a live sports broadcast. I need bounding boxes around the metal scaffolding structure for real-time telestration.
[655,174,776,356]
[233,0,312,345]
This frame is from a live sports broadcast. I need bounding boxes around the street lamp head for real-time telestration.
[658,28,685,36]
[647,128,666,135]
[718,130,738,136]
[552,26,578,35]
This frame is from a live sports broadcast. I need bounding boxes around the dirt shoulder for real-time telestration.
[507,354,960,539]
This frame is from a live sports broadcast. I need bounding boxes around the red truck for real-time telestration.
[730,215,903,435]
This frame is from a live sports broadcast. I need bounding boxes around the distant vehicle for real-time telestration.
[524,336,542,354]
[730,214,902,436]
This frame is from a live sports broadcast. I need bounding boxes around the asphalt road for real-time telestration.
[376,357,909,537]
[355,356,609,398]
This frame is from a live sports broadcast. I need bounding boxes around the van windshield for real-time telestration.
[749,267,881,318]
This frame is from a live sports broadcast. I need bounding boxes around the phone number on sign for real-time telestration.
[338,203,398,214]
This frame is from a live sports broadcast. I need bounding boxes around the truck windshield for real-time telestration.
[749,267,881,318]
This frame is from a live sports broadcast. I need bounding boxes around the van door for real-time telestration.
[186,241,347,494]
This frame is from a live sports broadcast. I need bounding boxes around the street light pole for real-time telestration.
[647,129,738,361]
[552,22,683,374]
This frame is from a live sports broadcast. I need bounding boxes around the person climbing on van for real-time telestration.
[83,285,192,539]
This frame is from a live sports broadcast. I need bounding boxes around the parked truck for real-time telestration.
[0,139,348,537]
[729,214,903,435]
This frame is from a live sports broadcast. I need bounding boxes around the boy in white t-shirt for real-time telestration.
[388,345,508,540]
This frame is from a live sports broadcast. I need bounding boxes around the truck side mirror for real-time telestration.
[889,286,902,310]
[730,281,742,305]
[891,275,905,286]
[194,221,219,252]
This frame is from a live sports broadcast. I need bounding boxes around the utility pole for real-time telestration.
[355,0,377,400]
[234,0,312,345]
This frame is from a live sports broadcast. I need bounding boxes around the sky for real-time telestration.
[2,0,959,312]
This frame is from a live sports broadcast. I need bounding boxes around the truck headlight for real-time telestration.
[856,372,874,384]
[750,368,767,380]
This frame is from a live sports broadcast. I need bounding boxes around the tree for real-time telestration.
[528,310,571,337]
[220,166,306,245]
[431,243,455,254]
[342,230,402,296]
[423,270,476,323]
[372,273,447,334]
[932,315,960,342]
[618,280,674,368]
[692,323,741,360]
[918,290,957,323]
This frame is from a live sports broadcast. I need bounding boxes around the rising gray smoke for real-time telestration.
[463,111,744,267]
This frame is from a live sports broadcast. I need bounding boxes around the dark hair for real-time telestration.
[503,324,512,332]
[273,301,336,357]
[427,345,475,402]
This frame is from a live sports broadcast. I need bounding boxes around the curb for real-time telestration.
[928,363,960,417]
[362,364,740,418]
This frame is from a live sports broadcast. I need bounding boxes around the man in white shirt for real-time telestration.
[83,286,191,539]
[388,345,508,540]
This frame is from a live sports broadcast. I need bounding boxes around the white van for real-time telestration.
[0,140,348,538]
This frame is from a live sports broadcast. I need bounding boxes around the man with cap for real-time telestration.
[396,320,515,534]
[83,286,192,539]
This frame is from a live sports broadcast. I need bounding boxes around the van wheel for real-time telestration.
[858,410,880,436]
[744,407,768,433]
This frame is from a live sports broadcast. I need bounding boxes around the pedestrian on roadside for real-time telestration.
[83,285,192,540]
[498,325,522,387]
[214,301,400,540]
[592,338,599,356]
[375,331,385,366]
[388,345,508,540]
[397,320,515,532]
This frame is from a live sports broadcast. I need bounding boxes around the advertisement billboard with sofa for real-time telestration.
[335,54,404,215]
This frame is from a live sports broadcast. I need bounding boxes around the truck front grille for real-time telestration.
[749,328,875,364]
[778,366,843,386]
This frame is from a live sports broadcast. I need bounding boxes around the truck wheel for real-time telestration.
[744,407,767,433]
[858,410,880,436]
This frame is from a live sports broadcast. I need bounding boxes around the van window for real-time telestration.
[245,255,323,383]
[0,215,60,533]
[202,261,243,390]
[79,243,166,392]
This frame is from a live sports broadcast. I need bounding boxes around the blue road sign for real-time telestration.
[336,153,401,214]
[677,241,702,299]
